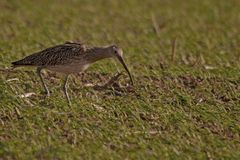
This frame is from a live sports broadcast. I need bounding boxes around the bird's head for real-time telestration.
[109,45,134,85]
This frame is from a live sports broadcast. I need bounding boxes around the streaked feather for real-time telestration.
[12,42,87,66]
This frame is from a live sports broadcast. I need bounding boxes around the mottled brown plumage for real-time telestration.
[12,42,87,66]
[12,42,133,105]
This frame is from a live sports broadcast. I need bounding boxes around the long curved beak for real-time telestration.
[117,55,134,85]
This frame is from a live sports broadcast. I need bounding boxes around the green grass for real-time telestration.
[0,0,240,159]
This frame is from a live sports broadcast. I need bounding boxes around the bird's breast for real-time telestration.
[47,61,90,74]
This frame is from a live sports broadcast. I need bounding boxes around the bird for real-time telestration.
[11,42,134,104]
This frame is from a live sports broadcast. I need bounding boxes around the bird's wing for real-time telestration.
[12,42,87,66]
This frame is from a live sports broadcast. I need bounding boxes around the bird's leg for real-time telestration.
[63,75,71,105]
[37,67,50,97]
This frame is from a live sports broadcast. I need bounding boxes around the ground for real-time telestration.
[0,0,240,159]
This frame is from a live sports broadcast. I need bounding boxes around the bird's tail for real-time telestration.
[11,61,19,67]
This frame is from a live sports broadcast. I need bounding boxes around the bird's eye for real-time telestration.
[114,50,118,54]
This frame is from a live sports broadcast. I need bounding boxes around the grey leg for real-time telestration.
[37,67,50,97]
[63,75,71,105]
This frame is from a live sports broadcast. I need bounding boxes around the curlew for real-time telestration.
[12,42,133,104]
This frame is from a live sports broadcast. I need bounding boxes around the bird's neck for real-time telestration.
[86,47,112,62]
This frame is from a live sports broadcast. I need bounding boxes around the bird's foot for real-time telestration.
[44,91,50,97]
[66,98,72,106]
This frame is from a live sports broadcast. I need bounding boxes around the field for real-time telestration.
[0,0,240,159]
